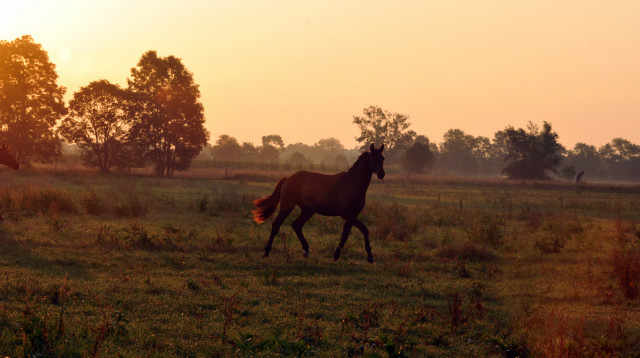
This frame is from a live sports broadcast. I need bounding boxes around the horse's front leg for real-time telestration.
[353,219,373,263]
[333,219,353,261]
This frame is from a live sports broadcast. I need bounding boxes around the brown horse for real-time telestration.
[252,143,385,263]
[0,145,19,170]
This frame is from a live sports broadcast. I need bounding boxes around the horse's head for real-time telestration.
[368,143,385,179]
[0,145,19,170]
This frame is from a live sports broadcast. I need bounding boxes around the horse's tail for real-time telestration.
[252,178,286,224]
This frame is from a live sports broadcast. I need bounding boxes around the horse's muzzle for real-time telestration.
[376,170,385,179]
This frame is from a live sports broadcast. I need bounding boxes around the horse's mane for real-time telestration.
[346,151,370,175]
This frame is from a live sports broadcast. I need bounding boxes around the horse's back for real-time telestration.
[280,170,345,211]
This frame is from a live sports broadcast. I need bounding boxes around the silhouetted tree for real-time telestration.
[0,35,66,164]
[241,142,259,162]
[598,138,640,181]
[335,154,349,170]
[437,129,485,176]
[315,138,344,152]
[566,143,600,178]
[502,121,564,180]
[260,135,283,164]
[127,51,209,176]
[58,80,133,172]
[353,105,415,159]
[560,164,577,182]
[288,151,308,169]
[401,135,435,174]
[212,134,242,161]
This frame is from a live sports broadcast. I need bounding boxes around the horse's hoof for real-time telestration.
[333,249,340,261]
[367,256,374,264]
[303,251,309,258]
[263,251,270,258]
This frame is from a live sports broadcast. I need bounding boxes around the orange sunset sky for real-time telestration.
[2,0,639,149]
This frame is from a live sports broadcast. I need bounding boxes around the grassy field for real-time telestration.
[0,167,639,357]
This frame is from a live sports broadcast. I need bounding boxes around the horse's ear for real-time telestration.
[369,143,375,152]
[379,144,384,152]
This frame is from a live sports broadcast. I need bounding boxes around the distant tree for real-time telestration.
[401,135,435,174]
[353,105,416,159]
[58,80,133,172]
[598,138,640,181]
[262,135,284,150]
[566,143,600,178]
[502,121,564,180]
[127,50,209,176]
[437,129,484,176]
[241,142,259,162]
[212,134,242,161]
[560,164,577,181]
[288,151,308,169]
[335,154,349,170]
[315,138,344,152]
[0,35,66,164]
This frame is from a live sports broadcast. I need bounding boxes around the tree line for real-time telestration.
[1,35,208,176]
[2,35,639,181]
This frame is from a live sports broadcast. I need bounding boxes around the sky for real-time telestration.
[2,0,639,149]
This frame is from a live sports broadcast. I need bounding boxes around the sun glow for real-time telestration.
[2,0,640,148]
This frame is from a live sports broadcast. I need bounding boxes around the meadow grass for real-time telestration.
[0,168,639,356]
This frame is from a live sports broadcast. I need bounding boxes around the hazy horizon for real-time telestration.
[3,0,639,149]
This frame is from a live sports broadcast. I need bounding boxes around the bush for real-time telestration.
[0,185,76,219]
[82,187,106,215]
[610,246,640,300]
[367,202,421,242]
[467,213,504,248]
[436,241,498,262]
[113,192,148,218]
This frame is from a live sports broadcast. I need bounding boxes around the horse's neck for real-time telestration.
[346,162,373,195]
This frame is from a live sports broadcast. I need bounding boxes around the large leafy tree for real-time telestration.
[127,51,209,176]
[502,121,564,180]
[353,105,415,159]
[437,129,487,176]
[401,135,435,174]
[259,135,284,164]
[58,80,132,172]
[0,35,66,164]
[212,134,242,162]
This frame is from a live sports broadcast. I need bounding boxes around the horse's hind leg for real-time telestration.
[333,219,353,261]
[353,219,373,263]
[264,206,293,257]
[292,207,314,258]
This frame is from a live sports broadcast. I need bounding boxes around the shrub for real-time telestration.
[610,246,640,300]
[0,185,77,219]
[82,187,106,215]
[436,241,498,262]
[113,192,148,218]
[467,213,504,248]
[367,202,420,242]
